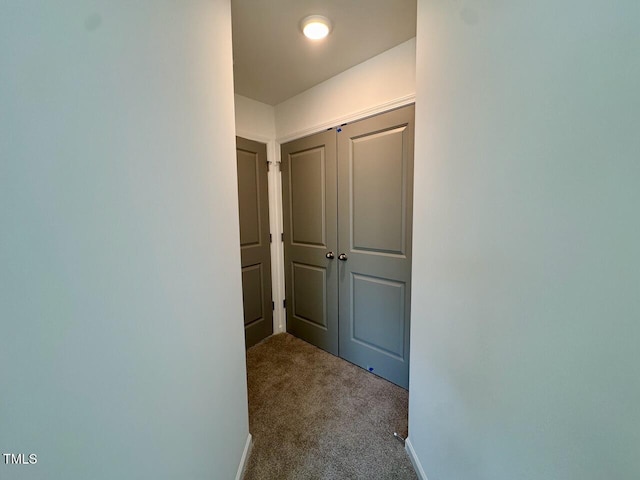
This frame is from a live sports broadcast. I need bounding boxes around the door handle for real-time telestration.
[338,253,348,261]
[326,251,335,259]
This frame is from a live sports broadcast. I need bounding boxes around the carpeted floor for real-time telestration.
[243,333,417,480]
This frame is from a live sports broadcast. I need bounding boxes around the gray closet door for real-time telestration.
[281,131,339,354]
[236,137,273,349]
[337,105,414,388]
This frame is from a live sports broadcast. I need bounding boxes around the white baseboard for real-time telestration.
[235,433,253,480]
[405,437,429,480]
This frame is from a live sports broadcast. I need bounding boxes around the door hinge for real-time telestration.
[272,301,275,311]
[269,233,272,243]
[281,232,284,242]
[283,299,286,309]
[268,160,281,172]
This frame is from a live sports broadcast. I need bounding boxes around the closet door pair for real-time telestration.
[281,105,414,388]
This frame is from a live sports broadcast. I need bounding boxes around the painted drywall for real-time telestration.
[408,1,640,479]
[0,2,249,479]
[234,94,276,141]
[275,37,416,141]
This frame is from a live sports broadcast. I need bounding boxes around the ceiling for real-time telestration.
[231,0,417,106]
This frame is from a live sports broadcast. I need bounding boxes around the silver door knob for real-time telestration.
[338,253,348,261]
[326,251,335,259]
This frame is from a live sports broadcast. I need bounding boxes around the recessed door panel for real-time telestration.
[352,273,405,359]
[242,264,264,326]
[236,137,273,348]
[352,127,407,255]
[237,149,261,247]
[282,131,338,355]
[290,148,326,246]
[292,263,327,328]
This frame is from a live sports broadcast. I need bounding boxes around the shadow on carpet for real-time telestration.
[243,333,417,480]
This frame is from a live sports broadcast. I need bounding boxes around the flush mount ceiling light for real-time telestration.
[300,15,332,40]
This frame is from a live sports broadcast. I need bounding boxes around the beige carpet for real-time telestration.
[243,333,417,480]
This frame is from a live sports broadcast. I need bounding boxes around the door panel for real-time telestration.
[292,263,327,328]
[281,131,338,354]
[290,147,326,245]
[352,273,405,358]
[236,137,273,348]
[241,264,264,325]
[237,149,261,246]
[352,127,407,255]
[338,105,415,388]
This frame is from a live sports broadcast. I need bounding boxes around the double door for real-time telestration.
[281,105,414,388]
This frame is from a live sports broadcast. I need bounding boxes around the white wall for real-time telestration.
[0,2,250,479]
[235,94,276,141]
[408,1,640,479]
[275,38,416,141]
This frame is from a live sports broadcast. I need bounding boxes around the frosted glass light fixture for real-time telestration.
[301,15,332,40]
